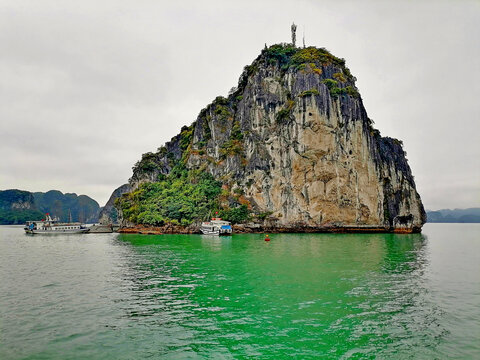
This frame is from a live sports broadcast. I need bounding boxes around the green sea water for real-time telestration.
[0,224,479,359]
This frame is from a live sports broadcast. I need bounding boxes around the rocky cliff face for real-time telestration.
[98,184,131,224]
[122,44,426,232]
[0,189,36,211]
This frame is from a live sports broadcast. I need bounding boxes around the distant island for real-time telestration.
[426,208,480,223]
[0,189,100,225]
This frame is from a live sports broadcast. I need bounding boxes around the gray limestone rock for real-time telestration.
[121,44,426,232]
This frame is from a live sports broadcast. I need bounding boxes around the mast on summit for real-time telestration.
[291,22,297,47]
[303,26,306,48]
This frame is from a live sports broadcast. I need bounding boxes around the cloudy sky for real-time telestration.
[1,0,479,209]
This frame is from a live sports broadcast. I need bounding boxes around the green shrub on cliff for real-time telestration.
[214,96,228,106]
[117,166,222,226]
[220,139,244,157]
[133,152,162,176]
[219,204,249,223]
[345,86,360,98]
[298,63,322,75]
[322,79,338,90]
[322,79,349,99]
[180,125,194,151]
[333,72,346,82]
[291,47,345,67]
[299,89,320,97]
[263,44,297,67]
[291,47,323,64]
[329,87,347,99]
[276,99,295,123]
[230,121,244,141]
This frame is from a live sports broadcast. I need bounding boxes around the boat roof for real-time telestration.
[209,219,231,225]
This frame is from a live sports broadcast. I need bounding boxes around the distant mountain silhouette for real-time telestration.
[426,208,480,223]
[0,189,100,224]
[33,190,100,223]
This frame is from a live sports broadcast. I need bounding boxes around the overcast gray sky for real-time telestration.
[1,0,479,209]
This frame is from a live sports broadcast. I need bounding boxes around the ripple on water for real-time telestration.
[0,226,479,359]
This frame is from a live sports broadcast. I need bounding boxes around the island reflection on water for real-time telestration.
[111,232,441,358]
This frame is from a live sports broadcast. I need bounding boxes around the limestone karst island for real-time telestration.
[4,5,480,357]
[103,31,426,234]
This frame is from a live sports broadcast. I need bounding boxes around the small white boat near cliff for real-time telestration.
[200,218,232,236]
[24,214,89,234]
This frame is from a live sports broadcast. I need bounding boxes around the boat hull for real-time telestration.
[200,228,231,236]
[200,218,233,236]
[25,228,90,235]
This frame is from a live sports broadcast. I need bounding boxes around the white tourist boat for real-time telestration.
[200,218,232,236]
[24,213,89,234]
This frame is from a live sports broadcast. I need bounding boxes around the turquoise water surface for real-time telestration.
[0,224,479,359]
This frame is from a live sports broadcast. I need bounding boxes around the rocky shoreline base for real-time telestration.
[117,224,421,235]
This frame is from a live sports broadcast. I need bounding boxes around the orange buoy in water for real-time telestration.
[264,234,270,242]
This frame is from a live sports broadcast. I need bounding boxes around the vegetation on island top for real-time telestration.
[258,44,348,72]
[235,44,360,101]
[116,162,251,226]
